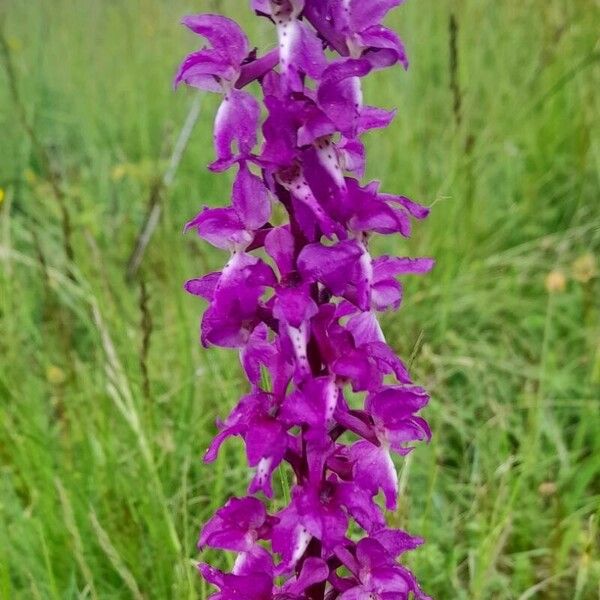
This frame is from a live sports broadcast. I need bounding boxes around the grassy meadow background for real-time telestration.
[1,0,599,598]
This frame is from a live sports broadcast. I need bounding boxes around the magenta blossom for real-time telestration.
[178,1,433,598]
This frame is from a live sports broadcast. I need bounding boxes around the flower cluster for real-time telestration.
[178,2,433,598]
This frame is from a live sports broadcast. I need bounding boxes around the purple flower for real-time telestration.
[204,392,289,497]
[199,496,274,553]
[304,0,408,68]
[175,15,277,170]
[272,482,348,571]
[335,538,431,600]
[177,1,434,598]
[186,252,275,348]
[199,563,272,600]
[275,557,329,598]
[184,162,271,251]
[348,386,431,509]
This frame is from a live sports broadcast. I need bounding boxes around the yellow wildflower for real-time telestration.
[538,481,557,497]
[46,365,66,386]
[545,270,566,293]
[111,164,128,181]
[572,253,597,284]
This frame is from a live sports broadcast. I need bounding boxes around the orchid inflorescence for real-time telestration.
[177,1,433,598]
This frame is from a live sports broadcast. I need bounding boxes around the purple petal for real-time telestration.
[204,423,244,463]
[383,193,430,219]
[355,537,394,570]
[298,241,363,295]
[236,48,280,88]
[261,95,301,168]
[282,557,329,594]
[198,563,224,588]
[240,324,275,385]
[349,0,404,31]
[245,417,287,466]
[317,59,372,136]
[199,496,266,552]
[214,252,276,304]
[182,14,249,65]
[339,137,365,176]
[359,25,408,70]
[251,0,272,15]
[265,226,295,277]
[386,416,431,453]
[273,287,318,329]
[212,89,260,168]
[232,163,271,229]
[246,419,287,496]
[358,106,397,134]
[338,588,367,600]
[185,206,248,250]
[184,271,221,301]
[233,545,274,576]
[346,311,385,346]
[297,488,348,551]
[174,50,234,91]
[204,392,266,461]
[371,278,402,310]
[373,256,435,279]
[280,377,338,430]
[350,200,410,236]
[373,527,424,558]
[198,563,273,599]
[303,1,347,54]
[272,501,311,572]
[335,481,385,533]
[363,341,412,383]
[349,440,398,510]
[284,173,341,238]
[297,109,336,146]
[201,304,250,348]
[367,386,430,421]
[333,348,382,392]
[279,20,327,91]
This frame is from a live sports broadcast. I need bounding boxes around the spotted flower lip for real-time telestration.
[178,1,433,598]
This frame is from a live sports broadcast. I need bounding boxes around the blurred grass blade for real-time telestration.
[55,479,97,600]
[126,94,203,280]
[89,511,145,600]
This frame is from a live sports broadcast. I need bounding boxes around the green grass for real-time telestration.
[0,0,599,598]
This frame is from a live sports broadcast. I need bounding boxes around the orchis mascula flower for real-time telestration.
[178,1,434,598]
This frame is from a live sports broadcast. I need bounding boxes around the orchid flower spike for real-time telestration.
[177,1,434,598]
